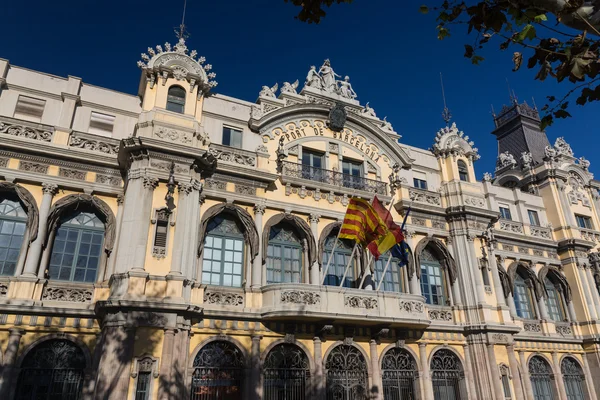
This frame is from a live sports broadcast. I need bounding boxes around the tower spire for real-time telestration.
[440,72,452,126]
[176,0,189,40]
[506,78,518,105]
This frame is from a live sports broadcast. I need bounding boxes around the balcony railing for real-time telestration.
[281,161,387,195]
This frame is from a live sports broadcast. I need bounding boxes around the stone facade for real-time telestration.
[0,40,599,400]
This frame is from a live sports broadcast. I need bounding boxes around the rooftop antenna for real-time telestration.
[440,72,452,126]
[176,0,189,40]
[491,104,496,118]
[531,96,538,110]
[506,78,517,105]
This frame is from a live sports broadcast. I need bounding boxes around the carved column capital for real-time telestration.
[254,204,267,215]
[142,176,159,190]
[8,328,25,337]
[117,194,125,205]
[41,183,59,196]
[309,213,321,224]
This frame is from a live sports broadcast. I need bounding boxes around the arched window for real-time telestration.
[420,247,448,305]
[457,160,469,182]
[0,196,27,276]
[323,234,356,288]
[49,211,104,282]
[16,339,86,400]
[430,349,466,400]
[544,276,566,321]
[202,215,245,287]
[166,85,186,113]
[374,254,405,292]
[325,345,368,400]
[529,356,556,400]
[561,357,586,400]
[191,341,245,400]
[381,348,418,399]
[263,344,310,400]
[514,273,537,319]
[266,223,303,284]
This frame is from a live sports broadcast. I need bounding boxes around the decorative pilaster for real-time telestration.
[486,343,505,400]
[22,183,58,276]
[157,328,177,399]
[309,213,320,285]
[104,195,125,281]
[251,335,263,400]
[94,326,136,400]
[170,181,201,276]
[585,267,600,319]
[419,343,434,400]
[467,234,487,304]
[369,339,382,400]
[313,336,324,399]
[252,204,266,289]
[552,352,568,400]
[0,328,25,398]
[488,249,506,307]
[577,265,598,320]
[506,345,525,400]
[462,343,479,399]
[581,352,599,399]
[518,350,536,400]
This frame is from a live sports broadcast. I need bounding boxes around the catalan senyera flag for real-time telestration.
[339,197,397,259]
[372,196,410,267]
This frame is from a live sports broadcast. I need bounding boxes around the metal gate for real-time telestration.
[561,357,586,400]
[430,349,464,400]
[381,348,417,400]
[529,356,556,400]
[263,344,310,400]
[190,341,245,400]
[325,344,368,400]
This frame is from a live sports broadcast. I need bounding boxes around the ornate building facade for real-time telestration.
[0,34,599,400]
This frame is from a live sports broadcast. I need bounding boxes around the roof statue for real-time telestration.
[483,172,493,182]
[281,80,299,95]
[305,66,323,89]
[360,102,377,118]
[259,83,278,98]
[579,157,591,171]
[380,116,394,133]
[554,137,574,157]
[521,151,534,169]
[137,35,217,95]
[319,59,341,93]
[338,76,357,100]
[496,151,517,170]
[431,122,480,161]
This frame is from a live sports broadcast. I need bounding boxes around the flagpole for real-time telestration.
[376,255,394,291]
[338,244,358,288]
[321,228,341,285]
[358,252,373,289]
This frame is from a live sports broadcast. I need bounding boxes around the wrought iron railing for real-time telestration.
[281,161,387,195]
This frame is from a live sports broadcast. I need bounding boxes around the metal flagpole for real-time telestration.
[376,255,394,291]
[338,244,358,288]
[321,228,341,285]
[358,252,373,289]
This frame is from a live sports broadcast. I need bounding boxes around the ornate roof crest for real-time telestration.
[137,36,217,95]
[431,122,479,161]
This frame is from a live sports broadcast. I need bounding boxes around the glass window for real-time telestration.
[501,372,512,399]
[499,206,512,220]
[341,159,364,191]
[529,356,556,400]
[562,357,586,400]
[528,210,541,226]
[135,372,152,400]
[420,248,447,306]
[323,235,355,288]
[458,160,469,182]
[374,253,404,292]
[413,178,428,190]
[544,277,566,321]
[263,344,310,400]
[48,211,104,283]
[222,127,243,148]
[266,224,303,284]
[431,349,466,400]
[191,341,245,400]
[301,149,325,182]
[575,215,593,229]
[514,274,536,319]
[166,86,186,113]
[202,216,245,288]
[0,197,27,276]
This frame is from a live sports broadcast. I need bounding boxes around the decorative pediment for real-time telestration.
[431,122,479,161]
[137,36,217,95]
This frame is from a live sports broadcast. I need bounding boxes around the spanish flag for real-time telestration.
[372,196,404,244]
[339,197,397,259]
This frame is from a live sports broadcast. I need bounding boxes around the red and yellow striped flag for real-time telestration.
[339,197,397,260]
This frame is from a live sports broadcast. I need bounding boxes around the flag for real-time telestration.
[390,241,410,267]
[339,197,397,259]
[372,196,410,267]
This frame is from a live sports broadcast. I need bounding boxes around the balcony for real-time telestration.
[281,161,387,196]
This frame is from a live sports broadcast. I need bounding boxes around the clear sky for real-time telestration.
[2,0,598,178]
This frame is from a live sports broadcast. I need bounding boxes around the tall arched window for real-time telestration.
[430,349,466,400]
[561,357,586,400]
[514,273,537,319]
[0,196,27,276]
[457,160,469,182]
[191,341,245,400]
[420,247,448,305]
[263,344,310,400]
[266,223,303,284]
[544,277,566,321]
[202,215,245,287]
[49,211,104,282]
[381,348,418,399]
[166,86,186,113]
[16,339,86,400]
[374,254,404,292]
[323,234,356,288]
[529,356,556,400]
[325,345,368,400]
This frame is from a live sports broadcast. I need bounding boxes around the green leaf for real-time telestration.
[472,55,485,65]
[540,115,554,130]
[437,27,450,40]
[516,24,536,42]
[554,109,571,119]
[420,5,429,14]
[464,44,474,58]
[534,14,547,23]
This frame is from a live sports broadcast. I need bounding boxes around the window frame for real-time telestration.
[130,356,159,400]
[413,178,428,190]
[544,277,566,322]
[513,274,537,319]
[222,126,243,148]
[499,206,512,220]
[166,85,186,114]
[528,210,541,226]
[323,236,356,288]
[202,217,246,288]
[0,197,28,276]
[266,226,303,284]
[374,253,404,292]
[151,208,171,259]
[575,214,593,229]
[420,256,448,306]
[457,160,469,182]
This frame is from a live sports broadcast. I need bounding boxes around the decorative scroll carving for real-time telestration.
[208,145,257,167]
[235,184,255,196]
[152,247,166,259]
[412,217,426,226]
[19,161,48,174]
[555,323,572,336]
[68,134,119,154]
[524,322,542,332]
[0,158,8,168]
[464,196,485,208]
[96,174,122,186]
[518,247,529,254]
[344,295,378,309]
[42,286,93,302]
[428,309,453,321]
[484,285,493,294]
[280,290,321,305]
[399,300,424,313]
[205,179,227,190]
[155,127,192,144]
[409,188,441,206]
[492,333,508,343]
[500,220,524,234]
[0,282,7,297]
[0,120,52,141]
[530,226,552,239]
[59,168,86,180]
[203,291,244,306]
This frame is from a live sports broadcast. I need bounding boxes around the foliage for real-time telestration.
[284,0,352,24]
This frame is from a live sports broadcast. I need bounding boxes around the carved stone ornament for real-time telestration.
[68,134,119,154]
[204,179,227,191]
[524,322,542,333]
[530,227,552,239]
[492,333,508,343]
[428,309,453,321]
[344,295,378,309]
[0,121,52,142]
[409,188,441,206]
[555,323,572,336]
[328,102,347,132]
[208,146,257,167]
[496,151,517,170]
[259,83,278,98]
[19,161,48,174]
[59,168,87,180]
[499,220,524,234]
[155,127,192,144]
[483,172,493,182]
[521,151,534,169]
[235,184,255,196]
[464,196,485,208]
[280,80,299,94]
[280,290,321,305]
[42,286,93,302]
[431,122,480,160]
[399,300,424,313]
[0,282,7,297]
[95,174,122,187]
[204,291,244,306]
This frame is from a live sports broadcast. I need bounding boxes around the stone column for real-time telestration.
[506,292,518,317]
[567,301,577,322]
[170,181,201,276]
[94,325,136,400]
[506,345,525,400]
[467,235,487,304]
[104,195,124,281]
[419,343,433,400]
[157,328,176,400]
[556,181,576,226]
[581,352,599,400]
[518,350,535,400]
[585,267,600,318]
[552,352,568,400]
[252,204,265,289]
[487,344,505,400]
[313,336,324,400]
[250,335,262,400]
[577,265,598,320]
[462,344,478,399]
[445,238,463,306]
[309,213,320,285]
[369,340,382,400]
[0,328,25,399]
[537,295,550,321]
[22,183,58,276]
[489,252,506,307]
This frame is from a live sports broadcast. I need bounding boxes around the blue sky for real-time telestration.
[1,0,598,178]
